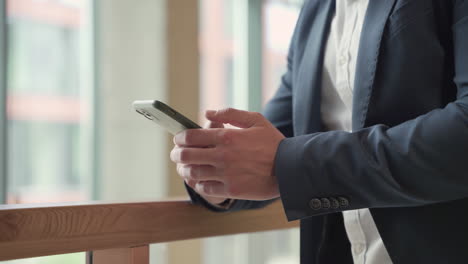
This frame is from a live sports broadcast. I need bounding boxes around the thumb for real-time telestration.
[205,108,264,128]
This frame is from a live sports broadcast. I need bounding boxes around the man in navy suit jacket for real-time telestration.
[171,0,468,263]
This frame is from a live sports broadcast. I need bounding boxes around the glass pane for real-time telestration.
[262,0,302,104]
[2,253,85,264]
[5,0,94,204]
[3,0,94,262]
[200,0,235,120]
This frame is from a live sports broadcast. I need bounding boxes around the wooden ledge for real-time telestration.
[0,199,297,261]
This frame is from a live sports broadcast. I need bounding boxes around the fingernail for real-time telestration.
[195,182,202,193]
[175,130,187,144]
[174,133,182,143]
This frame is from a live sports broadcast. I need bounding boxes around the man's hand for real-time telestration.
[171,108,285,201]
[177,119,228,205]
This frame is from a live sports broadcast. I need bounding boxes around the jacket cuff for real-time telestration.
[275,135,351,221]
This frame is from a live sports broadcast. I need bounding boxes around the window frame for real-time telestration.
[91,0,100,201]
[247,0,263,112]
[0,0,7,204]
[231,0,263,112]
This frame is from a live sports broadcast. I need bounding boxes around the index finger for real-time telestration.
[174,128,223,147]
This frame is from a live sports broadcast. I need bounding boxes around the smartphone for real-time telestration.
[133,100,201,135]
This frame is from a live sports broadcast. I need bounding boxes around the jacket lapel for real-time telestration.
[294,0,335,136]
[352,0,396,131]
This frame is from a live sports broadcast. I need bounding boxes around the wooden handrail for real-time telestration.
[0,199,298,261]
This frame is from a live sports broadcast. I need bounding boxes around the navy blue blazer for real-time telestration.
[188,0,468,263]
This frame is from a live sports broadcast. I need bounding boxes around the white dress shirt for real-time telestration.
[320,1,393,263]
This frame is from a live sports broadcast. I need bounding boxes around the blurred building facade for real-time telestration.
[6,0,93,204]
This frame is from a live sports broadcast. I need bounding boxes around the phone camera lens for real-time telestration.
[143,112,154,120]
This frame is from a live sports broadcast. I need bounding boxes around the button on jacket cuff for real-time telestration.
[275,135,353,221]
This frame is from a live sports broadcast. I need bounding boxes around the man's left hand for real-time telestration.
[170,108,285,201]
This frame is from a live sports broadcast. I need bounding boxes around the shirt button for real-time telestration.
[353,243,366,255]
[309,198,322,210]
[338,197,350,208]
[330,198,340,209]
[321,198,331,209]
[339,54,348,66]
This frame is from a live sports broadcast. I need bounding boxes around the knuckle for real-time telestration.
[218,107,233,117]
[222,149,233,163]
[225,107,234,113]
[219,129,234,145]
[223,147,238,163]
[215,148,229,165]
[252,112,263,120]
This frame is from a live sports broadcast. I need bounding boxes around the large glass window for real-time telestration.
[2,0,94,263]
[262,0,302,104]
[5,0,94,204]
[199,0,235,117]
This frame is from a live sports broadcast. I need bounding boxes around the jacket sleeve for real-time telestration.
[276,0,468,221]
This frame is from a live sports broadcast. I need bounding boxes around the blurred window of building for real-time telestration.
[199,0,234,117]
[263,0,302,105]
[5,0,94,204]
[1,0,94,262]
[199,0,303,263]
[1,0,170,262]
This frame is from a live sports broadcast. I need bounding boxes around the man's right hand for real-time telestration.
[182,171,229,205]
[175,119,230,206]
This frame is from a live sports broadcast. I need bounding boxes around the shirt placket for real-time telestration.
[344,209,368,263]
[335,4,355,112]
[338,2,369,264]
